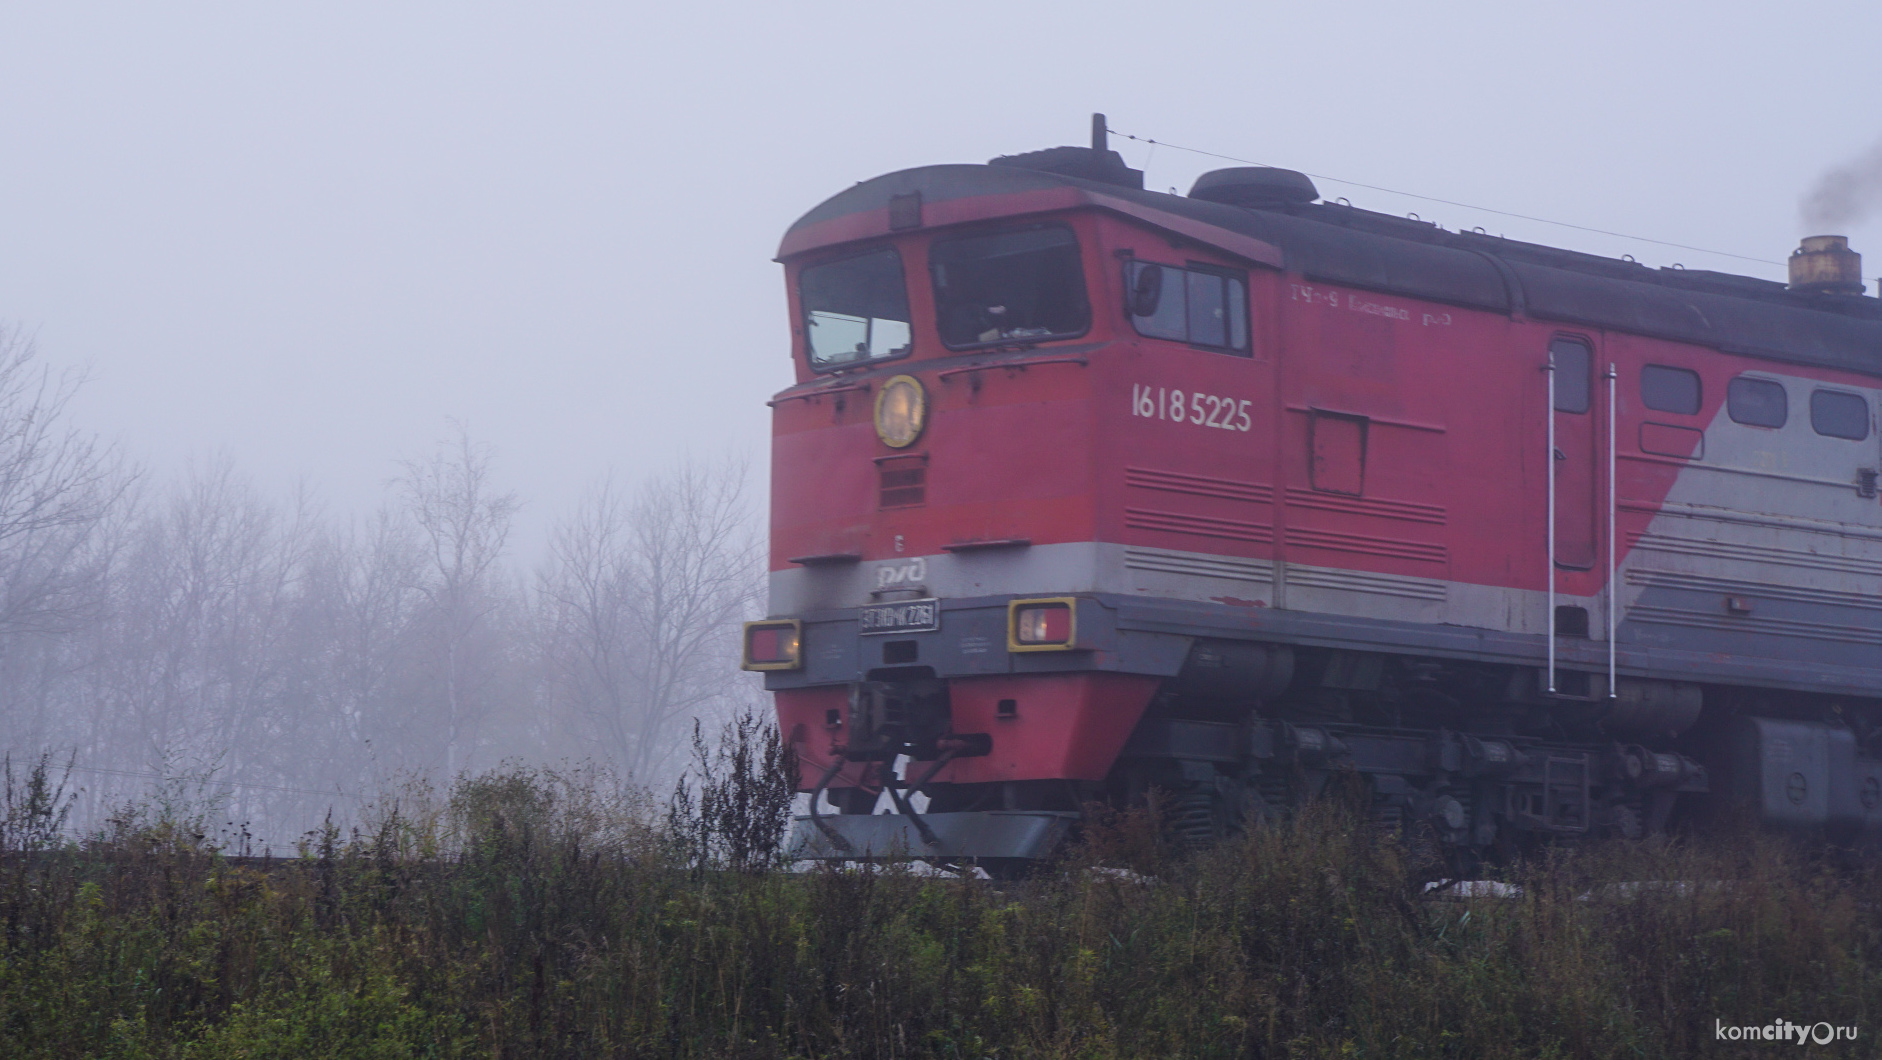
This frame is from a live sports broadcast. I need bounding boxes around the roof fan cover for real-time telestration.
[1189,167,1319,207]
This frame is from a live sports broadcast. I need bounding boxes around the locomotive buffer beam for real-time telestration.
[794,733,1012,862]
[786,809,1081,864]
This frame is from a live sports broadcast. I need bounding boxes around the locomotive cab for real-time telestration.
[761,151,1299,853]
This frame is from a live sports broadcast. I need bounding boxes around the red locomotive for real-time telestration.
[744,117,1882,867]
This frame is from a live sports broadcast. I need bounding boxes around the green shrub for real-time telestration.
[2,740,1878,1058]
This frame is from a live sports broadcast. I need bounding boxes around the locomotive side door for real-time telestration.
[1112,253,1279,607]
[1545,334,1607,694]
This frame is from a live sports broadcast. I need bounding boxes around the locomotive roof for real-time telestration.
[783,161,1882,381]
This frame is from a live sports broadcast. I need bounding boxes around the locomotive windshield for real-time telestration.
[800,248,914,368]
[930,225,1090,348]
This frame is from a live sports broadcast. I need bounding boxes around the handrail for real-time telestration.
[936,355,1089,382]
[941,538,1032,552]
[805,755,854,854]
[1606,362,1618,700]
[1285,405,1446,434]
[1546,354,1557,694]
[767,382,870,408]
[788,552,862,566]
[880,763,940,847]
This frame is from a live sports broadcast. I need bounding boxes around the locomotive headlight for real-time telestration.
[874,375,927,448]
[741,619,803,671]
[1008,598,1076,652]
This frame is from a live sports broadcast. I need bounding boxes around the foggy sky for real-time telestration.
[3,1,1879,543]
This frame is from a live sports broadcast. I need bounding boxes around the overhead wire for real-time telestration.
[1106,126,1790,270]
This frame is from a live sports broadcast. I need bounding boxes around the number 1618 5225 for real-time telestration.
[1132,385,1253,432]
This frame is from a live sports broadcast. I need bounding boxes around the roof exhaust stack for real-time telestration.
[986,112,1143,190]
[1788,235,1866,296]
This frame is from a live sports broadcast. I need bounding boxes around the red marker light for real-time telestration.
[1013,602,1072,645]
[742,621,802,670]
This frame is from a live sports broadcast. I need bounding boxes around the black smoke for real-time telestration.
[1802,136,1882,231]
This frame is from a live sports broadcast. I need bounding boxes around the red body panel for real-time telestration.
[774,686,878,791]
[770,369,1099,564]
[936,673,1161,783]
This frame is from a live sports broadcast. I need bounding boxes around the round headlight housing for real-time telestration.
[874,375,927,448]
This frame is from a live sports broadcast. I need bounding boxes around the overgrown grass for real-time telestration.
[2,733,1879,1058]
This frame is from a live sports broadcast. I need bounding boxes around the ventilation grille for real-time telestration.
[1287,565,1447,601]
[1283,487,1445,525]
[1629,530,1882,577]
[879,457,926,509]
[1124,507,1273,542]
[1126,467,1273,503]
[1124,547,1273,583]
[1626,569,1882,611]
[1284,526,1447,564]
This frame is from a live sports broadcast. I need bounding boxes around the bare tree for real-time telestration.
[0,325,130,760]
[397,425,520,777]
[0,344,778,843]
[66,461,319,829]
[297,507,427,783]
[539,458,761,783]
[0,325,126,639]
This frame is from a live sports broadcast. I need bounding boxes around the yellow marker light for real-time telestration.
[1007,597,1077,652]
[741,620,803,671]
[874,375,927,448]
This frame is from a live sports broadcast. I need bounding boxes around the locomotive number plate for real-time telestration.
[1131,385,1253,432]
[859,598,940,635]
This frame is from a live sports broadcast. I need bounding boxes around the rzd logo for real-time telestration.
[875,557,927,589]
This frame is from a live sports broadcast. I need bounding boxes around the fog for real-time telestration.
[1,2,1878,839]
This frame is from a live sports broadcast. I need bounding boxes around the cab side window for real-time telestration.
[1811,390,1871,440]
[800,248,913,369]
[1550,338,1590,413]
[1726,377,1787,428]
[1125,261,1249,354]
[1641,364,1702,415]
